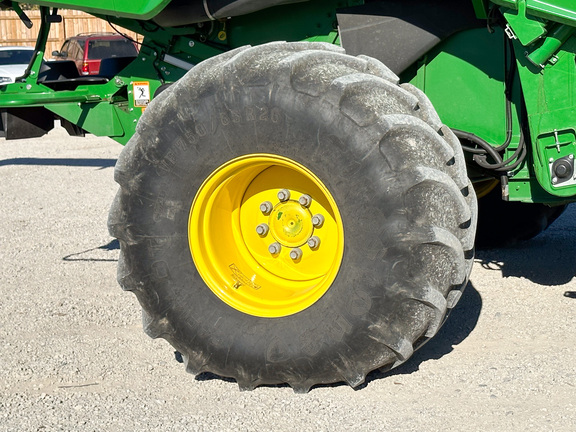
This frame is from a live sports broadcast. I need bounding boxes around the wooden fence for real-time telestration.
[0,9,140,57]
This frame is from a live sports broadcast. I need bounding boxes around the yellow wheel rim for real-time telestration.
[474,179,499,199]
[189,154,344,318]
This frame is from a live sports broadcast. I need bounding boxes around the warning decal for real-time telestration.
[229,263,261,290]
[133,81,151,107]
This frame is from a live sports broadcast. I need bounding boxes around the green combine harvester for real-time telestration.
[1,0,574,391]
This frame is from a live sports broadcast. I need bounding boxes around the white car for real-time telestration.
[0,46,35,85]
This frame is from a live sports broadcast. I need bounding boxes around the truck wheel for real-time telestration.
[475,185,566,248]
[108,42,476,392]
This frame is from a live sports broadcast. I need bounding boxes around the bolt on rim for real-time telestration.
[188,154,344,318]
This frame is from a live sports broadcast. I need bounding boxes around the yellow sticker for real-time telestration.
[132,81,150,107]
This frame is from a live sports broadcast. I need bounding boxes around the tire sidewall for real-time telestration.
[131,80,410,376]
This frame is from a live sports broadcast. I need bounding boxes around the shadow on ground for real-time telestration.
[362,280,482,388]
[63,239,119,262]
[91,205,576,391]
[476,242,576,286]
[192,282,483,392]
[475,204,576,286]
[0,157,116,169]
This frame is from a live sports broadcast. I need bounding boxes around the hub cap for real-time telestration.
[269,201,314,248]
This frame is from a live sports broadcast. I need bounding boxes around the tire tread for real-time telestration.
[108,41,476,392]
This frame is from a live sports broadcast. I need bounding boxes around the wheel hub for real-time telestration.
[269,200,314,248]
[188,154,344,318]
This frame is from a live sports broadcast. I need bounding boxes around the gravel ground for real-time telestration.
[1,125,575,431]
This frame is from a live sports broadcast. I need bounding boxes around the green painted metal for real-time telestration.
[0,6,145,142]
[502,3,547,45]
[472,0,490,19]
[492,0,576,26]
[526,24,575,67]
[406,28,512,147]
[401,0,576,204]
[486,0,576,201]
[226,0,346,48]
[403,27,555,204]
[1,1,348,145]
[514,35,576,198]
[21,0,170,19]
[4,0,576,205]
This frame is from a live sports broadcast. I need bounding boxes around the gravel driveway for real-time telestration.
[1,126,575,431]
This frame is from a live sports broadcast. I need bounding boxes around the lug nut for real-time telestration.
[307,236,321,249]
[256,223,269,236]
[277,189,291,202]
[298,194,312,208]
[260,201,273,215]
[289,248,303,260]
[312,214,325,228]
[268,242,281,255]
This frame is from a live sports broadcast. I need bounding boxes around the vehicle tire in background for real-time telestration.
[475,185,566,248]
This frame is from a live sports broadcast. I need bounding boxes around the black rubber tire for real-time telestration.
[108,42,477,392]
[476,186,566,248]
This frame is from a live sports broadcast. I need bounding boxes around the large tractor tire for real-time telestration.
[475,184,566,248]
[108,42,477,392]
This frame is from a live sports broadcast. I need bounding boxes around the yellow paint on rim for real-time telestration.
[474,179,499,199]
[269,201,314,248]
[189,154,344,318]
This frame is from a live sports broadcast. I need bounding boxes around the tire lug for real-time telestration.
[260,201,273,215]
[289,247,303,260]
[312,214,325,228]
[256,223,269,236]
[298,194,312,208]
[307,236,321,250]
[268,242,281,255]
[277,189,291,202]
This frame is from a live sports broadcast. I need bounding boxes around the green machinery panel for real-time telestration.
[407,23,576,204]
[18,0,171,19]
[492,0,576,26]
[4,0,576,206]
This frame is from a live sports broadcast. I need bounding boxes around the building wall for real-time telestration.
[0,9,140,57]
